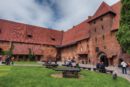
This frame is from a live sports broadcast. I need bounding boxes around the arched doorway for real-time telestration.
[0,48,3,55]
[98,52,109,67]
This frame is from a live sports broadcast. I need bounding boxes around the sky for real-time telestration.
[0,0,120,31]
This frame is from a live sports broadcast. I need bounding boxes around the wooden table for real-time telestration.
[54,67,81,78]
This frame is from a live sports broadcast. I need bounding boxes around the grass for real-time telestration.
[0,66,130,87]
[15,61,40,64]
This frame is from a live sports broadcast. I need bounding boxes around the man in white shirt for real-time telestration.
[121,60,127,74]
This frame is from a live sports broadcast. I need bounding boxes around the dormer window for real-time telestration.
[26,29,33,38]
[27,34,32,38]
[51,37,56,41]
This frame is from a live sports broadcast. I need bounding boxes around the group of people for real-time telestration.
[0,55,14,65]
[96,59,129,75]
[96,61,106,73]
[64,58,79,68]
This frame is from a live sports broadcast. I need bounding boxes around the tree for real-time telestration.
[2,50,13,56]
[116,0,130,54]
[28,48,35,61]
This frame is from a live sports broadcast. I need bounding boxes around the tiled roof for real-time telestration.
[87,2,116,22]
[62,21,90,46]
[0,19,63,46]
[111,2,121,31]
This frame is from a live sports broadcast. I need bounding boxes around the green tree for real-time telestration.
[2,50,13,56]
[28,48,35,61]
[117,0,130,54]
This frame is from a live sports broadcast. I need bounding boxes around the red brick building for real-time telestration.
[0,1,129,66]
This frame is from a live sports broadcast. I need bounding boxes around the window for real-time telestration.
[27,34,32,38]
[100,18,103,21]
[102,35,105,40]
[93,21,96,24]
[95,47,99,52]
[95,37,97,43]
[87,44,89,48]
[104,46,107,49]
[26,30,33,38]
[51,38,56,41]
[101,25,104,30]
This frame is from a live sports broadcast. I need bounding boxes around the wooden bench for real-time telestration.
[43,64,58,68]
[93,68,113,74]
[54,67,81,78]
[79,67,91,70]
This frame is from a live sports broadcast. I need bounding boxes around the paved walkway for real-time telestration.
[79,64,130,81]
[56,62,130,81]
[106,66,130,81]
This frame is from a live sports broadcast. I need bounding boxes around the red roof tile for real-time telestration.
[0,19,63,46]
[62,21,90,46]
[88,2,116,22]
[111,2,121,30]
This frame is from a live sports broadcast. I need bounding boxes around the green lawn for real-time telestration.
[15,61,41,65]
[0,66,130,87]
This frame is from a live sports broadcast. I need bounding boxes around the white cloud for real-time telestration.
[53,0,120,31]
[0,0,53,27]
[0,0,120,31]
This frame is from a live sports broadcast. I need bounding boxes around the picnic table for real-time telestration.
[54,67,81,78]
[43,63,58,68]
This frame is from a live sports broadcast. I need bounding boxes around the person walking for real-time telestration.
[5,55,11,65]
[121,60,127,74]
[0,55,2,65]
[99,61,106,73]
[11,56,15,65]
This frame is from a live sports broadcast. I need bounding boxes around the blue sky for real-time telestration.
[0,0,120,31]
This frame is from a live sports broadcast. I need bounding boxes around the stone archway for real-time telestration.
[98,52,109,67]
